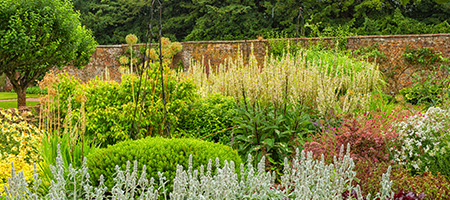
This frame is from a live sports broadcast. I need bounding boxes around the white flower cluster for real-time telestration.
[3,145,394,200]
[393,107,450,171]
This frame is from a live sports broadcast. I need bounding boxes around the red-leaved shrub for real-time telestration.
[354,160,450,199]
[304,111,403,163]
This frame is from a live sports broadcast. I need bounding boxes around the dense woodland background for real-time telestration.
[72,0,450,45]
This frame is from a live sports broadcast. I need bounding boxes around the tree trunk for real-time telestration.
[15,86,27,108]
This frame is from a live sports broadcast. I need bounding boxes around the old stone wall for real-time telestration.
[3,34,450,92]
[345,34,450,92]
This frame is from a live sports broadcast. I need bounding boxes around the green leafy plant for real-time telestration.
[38,132,98,195]
[265,30,302,58]
[86,137,242,192]
[399,80,445,106]
[176,93,237,144]
[0,0,97,107]
[25,86,47,95]
[40,66,197,147]
[400,46,450,107]
[403,47,448,66]
[232,101,315,175]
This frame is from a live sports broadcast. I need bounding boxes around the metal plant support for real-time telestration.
[130,0,170,139]
[296,7,304,37]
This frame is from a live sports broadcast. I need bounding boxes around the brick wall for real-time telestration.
[4,34,450,92]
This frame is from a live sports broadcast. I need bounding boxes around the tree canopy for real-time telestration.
[72,0,450,44]
[0,0,97,107]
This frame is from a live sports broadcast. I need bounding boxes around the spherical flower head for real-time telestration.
[119,55,129,65]
[171,42,183,53]
[118,66,128,74]
[161,37,170,47]
[131,58,138,65]
[125,34,138,45]
[147,48,159,61]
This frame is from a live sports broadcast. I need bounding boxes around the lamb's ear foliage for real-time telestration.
[5,144,393,199]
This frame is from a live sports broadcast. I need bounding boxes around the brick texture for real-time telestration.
[4,34,450,93]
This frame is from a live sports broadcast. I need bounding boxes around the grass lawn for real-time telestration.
[0,92,41,108]
[0,92,40,100]
[0,101,39,109]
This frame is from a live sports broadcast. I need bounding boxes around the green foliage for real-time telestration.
[232,102,315,174]
[265,31,302,58]
[403,47,449,66]
[25,86,47,95]
[87,137,242,191]
[49,66,197,147]
[176,93,237,144]
[38,133,98,195]
[0,0,97,107]
[71,0,450,44]
[428,142,450,181]
[399,82,445,106]
[355,8,450,35]
[353,43,387,62]
[183,1,270,41]
[400,47,450,107]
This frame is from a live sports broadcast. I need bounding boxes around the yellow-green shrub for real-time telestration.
[0,108,43,194]
[0,109,42,163]
[0,152,35,194]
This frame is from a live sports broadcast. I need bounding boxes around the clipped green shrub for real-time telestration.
[26,86,47,94]
[87,137,242,191]
[12,86,47,94]
[176,93,237,144]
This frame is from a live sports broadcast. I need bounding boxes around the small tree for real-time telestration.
[0,0,97,107]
